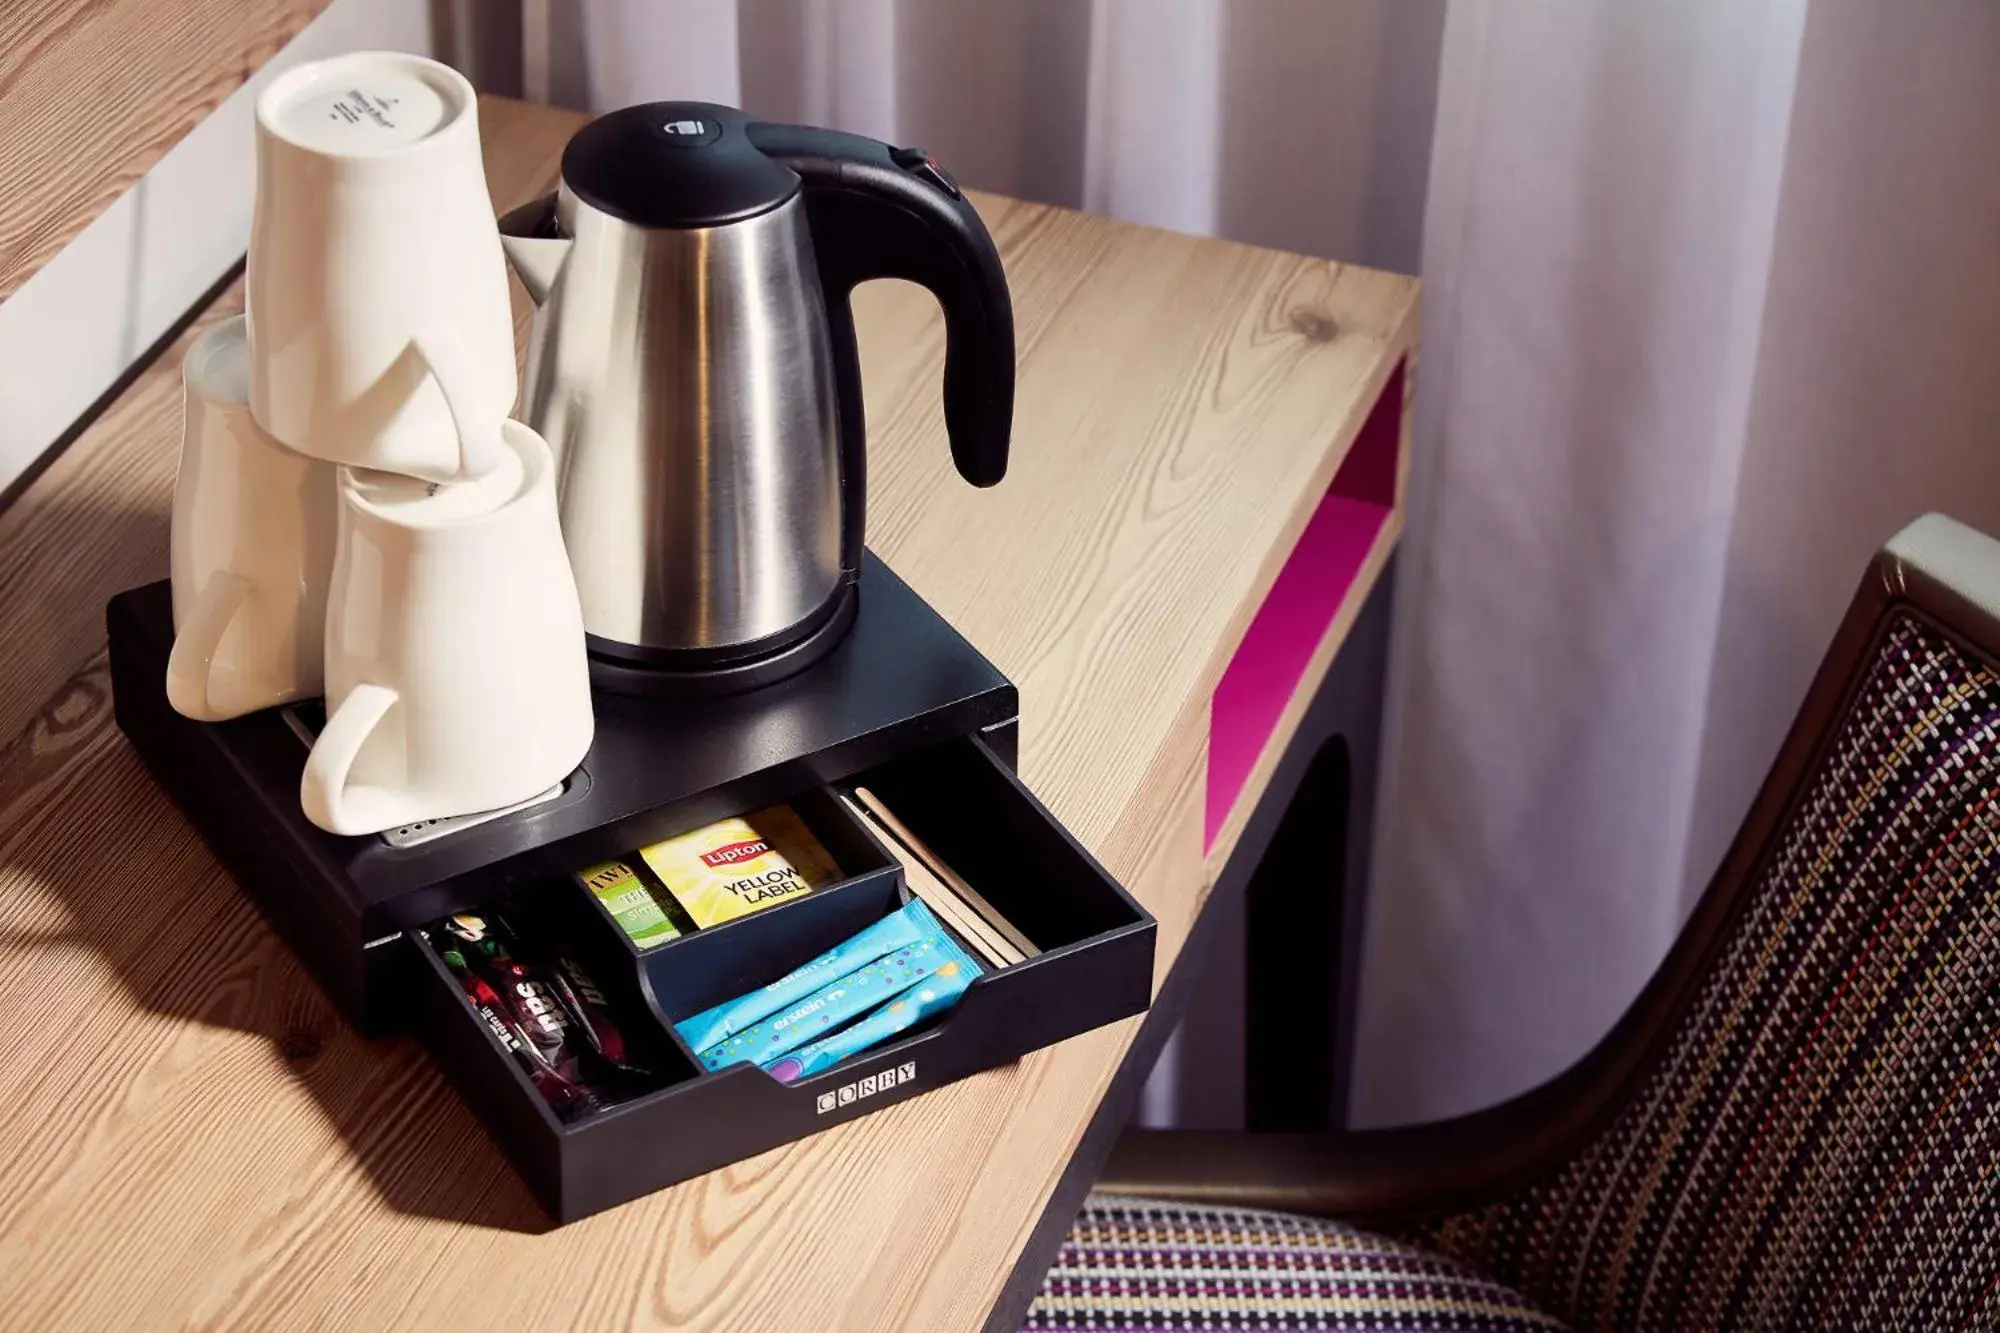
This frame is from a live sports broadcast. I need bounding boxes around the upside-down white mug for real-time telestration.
[248,51,515,481]
[301,419,594,836]
[167,316,337,722]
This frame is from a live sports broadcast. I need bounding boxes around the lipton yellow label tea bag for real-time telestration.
[639,805,838,928]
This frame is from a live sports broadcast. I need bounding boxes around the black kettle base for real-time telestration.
[586,582,860,698]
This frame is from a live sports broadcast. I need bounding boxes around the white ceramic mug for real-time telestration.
[248,51,514,481]
[302,419,594,836]
[167,316,337,722]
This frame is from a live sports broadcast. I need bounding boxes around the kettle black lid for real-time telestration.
[560,101,800,228]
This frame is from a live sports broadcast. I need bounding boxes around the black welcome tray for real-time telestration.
[106,553,1155,1221]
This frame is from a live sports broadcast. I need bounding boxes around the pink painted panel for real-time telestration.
[1205,363,1403,850]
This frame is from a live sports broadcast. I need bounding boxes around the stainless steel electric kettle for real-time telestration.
[498,102,1014,691]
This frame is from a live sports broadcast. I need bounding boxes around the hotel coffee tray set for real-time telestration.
[106,53,1152,1222]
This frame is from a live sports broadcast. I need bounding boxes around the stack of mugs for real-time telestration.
[166,52,593,837]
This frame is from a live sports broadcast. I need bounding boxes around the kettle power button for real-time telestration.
[890,146,961,199]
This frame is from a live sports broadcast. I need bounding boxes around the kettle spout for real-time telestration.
[497,195,572,306]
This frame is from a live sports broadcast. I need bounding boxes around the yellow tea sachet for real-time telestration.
[639,805,837,927]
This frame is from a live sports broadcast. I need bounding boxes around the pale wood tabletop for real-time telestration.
[0,96,1418,1330]
[0,0,332,302]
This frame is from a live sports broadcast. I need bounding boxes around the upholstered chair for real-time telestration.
[1028,514,2000,1332]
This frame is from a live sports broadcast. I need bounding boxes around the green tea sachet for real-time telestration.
[577,858,683,949]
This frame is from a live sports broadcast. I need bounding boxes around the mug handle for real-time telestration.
[165,570,250,721]
[409,327,504,478]
[300,682,409,835]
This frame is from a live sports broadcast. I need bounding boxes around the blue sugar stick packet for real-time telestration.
[761,952,981,1084]
[697,903,969,1071]
[676,897,936,1055]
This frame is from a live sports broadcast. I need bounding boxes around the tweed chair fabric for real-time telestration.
[1418,613,2000,1330]
[1025,1194,1564,1332]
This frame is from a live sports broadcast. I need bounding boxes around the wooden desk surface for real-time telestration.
[0,98,1417,1329]
[0,0,331,301]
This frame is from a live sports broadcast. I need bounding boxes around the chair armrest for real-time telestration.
[1100,1120,1572,1223]
[1099,1129,1423,1218]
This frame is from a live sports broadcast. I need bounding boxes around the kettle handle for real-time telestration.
[747,123,1015,573]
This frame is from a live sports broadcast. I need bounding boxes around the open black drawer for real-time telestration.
[406,735,1156,1222]
[105,567,1154,1223]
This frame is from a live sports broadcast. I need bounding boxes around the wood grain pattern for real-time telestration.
[0,0,332,302]
[0,97,1418,1329]
[853,200,1417,858]
[0,97,580,749]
